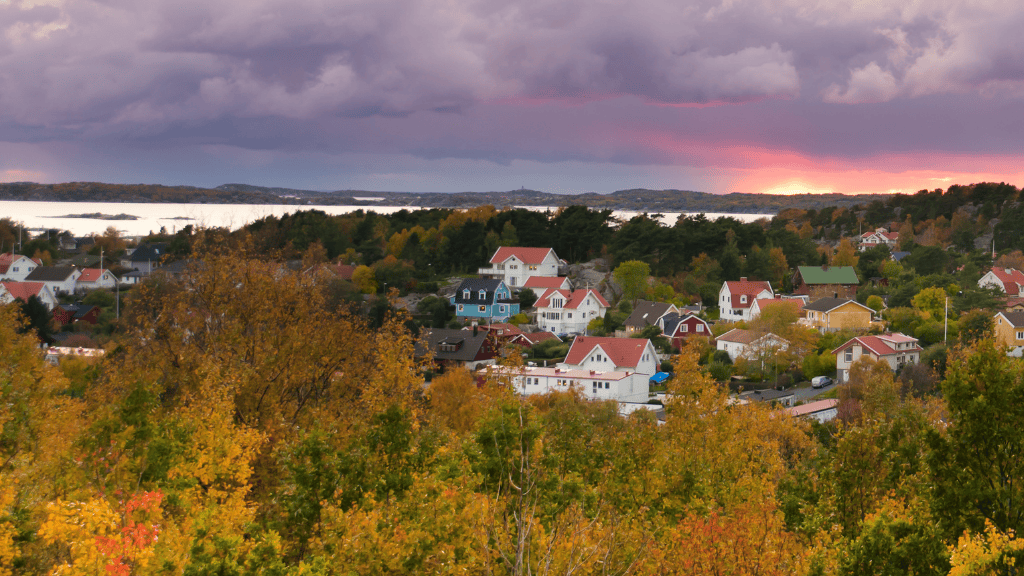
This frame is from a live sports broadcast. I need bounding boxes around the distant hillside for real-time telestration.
[0,180,889,213]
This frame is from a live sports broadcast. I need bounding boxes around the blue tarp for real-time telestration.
[649,372,670,384]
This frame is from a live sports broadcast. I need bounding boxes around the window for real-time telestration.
[479,290,486,299]
[696,324,704,333]
[458,305,464,312]
[500,306,506,313]
[740,295,747,303]
[529,265,537,270]
[1017,330,1024,340]
[568,312,573,318]
[682,324,688,332]
[510,277,516,286]
[463,290,470,299]
[845,350,853,362]
[479,305,487,312]
[604,382,609,389]
[12,267,17,272]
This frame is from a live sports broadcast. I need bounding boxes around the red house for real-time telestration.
[658,312,713,351]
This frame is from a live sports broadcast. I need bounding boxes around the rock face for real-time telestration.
[564,258,620,304]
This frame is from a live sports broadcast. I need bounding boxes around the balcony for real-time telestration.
[477,265,506,278]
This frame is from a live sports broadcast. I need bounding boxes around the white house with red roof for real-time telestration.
[979,267,1024,296]
[859,228,899,251]
[480,336,656,402]
[509,331,561,347]
[0,281,59,310]
[832,333,922,383]
[534,288,609,336]
[76,268,118,290]
[718,278,774,322]
[523,276,572,291]
[478,247,561,288]
[0,254,41,282]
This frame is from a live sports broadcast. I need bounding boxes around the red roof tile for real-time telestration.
[564,336,650,369]
[78,268,109,283]
[1,281,46,301]
[523,276,570,289]
[564,289,610,309]
[724,280,773,309]
[490,247,555,265]
[832,333,921,357]
[989,267,1024,296]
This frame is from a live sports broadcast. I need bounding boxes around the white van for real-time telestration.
[811,376,833,389]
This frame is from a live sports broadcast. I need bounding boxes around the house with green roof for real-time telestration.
[792,266,860,299]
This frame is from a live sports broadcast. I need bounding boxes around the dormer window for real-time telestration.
[740,295,747,304]
[479,290,487,299]
[463,290,470,299]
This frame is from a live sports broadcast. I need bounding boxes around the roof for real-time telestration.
[718,328,755,345]
[129,243,168,262]
[660,312,708,336]
[57,303,98,319]
[987,268,1024,296]
[25,266,78,282]
[511,331,560,346]
[788,399,839,417]
[997,311,1024,328]
[535,288,608,310]
[803,297,871,313]
[624,300,677,329]
[832,333,921,357]
[489,247,556,265]
[418,328,492,362]
[69,254,102,267]
[324,262,356,280]
[796,266,859,285]
[1,281,47,301]
[564,336,651,369]
[78,268,110,283]
[523,276,571,290]
[453,278,510,305]
[723,279,773,309]
[891,251,911,261]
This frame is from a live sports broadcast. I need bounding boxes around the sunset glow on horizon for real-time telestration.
[0,0,1023,194]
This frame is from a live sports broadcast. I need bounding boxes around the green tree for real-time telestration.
[928,340,1024,538]
[613,260,650,307]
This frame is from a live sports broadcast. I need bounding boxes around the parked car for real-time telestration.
[811,376,833,389]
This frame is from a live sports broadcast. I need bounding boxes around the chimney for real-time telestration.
[740,277,747,282]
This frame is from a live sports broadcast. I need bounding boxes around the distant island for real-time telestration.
[0,181,891,213]
[50,212,140,221]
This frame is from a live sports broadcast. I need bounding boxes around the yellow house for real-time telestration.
[994,312,1024,352]
[803,297,874,332]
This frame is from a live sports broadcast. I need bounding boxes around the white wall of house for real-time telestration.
[42,271,81,295]
[481,251,560,287]
[978,270,1020,294]
[718,284,773,322]
[0,256,39,282]
[535,290,607,335]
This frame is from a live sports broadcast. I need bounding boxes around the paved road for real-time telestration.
[789,381,836,402]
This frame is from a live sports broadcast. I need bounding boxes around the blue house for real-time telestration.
[450,278,520,322]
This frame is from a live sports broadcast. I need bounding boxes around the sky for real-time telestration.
[2,0,1024,195]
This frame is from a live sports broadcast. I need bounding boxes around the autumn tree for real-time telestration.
[834,238,860,267]
[928,340,1024,539]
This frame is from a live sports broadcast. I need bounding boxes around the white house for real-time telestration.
[534,288,609,335]
[718,278,774,322]
[858,228,899,251]
[979,267,1024,296]
[561,336,659,402]
[24,266,81,296]
[0,281,59,310]
[76,268,118,291]
[716,328,788,363]
[478,247,561,288]
[481,336,657,404]
[490,366,642,403]
[0,254,41,282]
[832,333,922,383]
